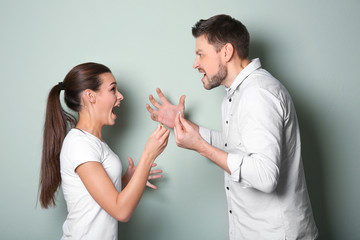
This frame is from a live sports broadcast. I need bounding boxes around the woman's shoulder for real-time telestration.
[61,129,105,171]
[63,129,103,151]
[61,129,105,163]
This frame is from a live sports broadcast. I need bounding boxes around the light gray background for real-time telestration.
[1,0,359,239]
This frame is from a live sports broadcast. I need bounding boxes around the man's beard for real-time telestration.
[205,63,227,90]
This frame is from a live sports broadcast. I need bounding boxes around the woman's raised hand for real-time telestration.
[144,124,170,160]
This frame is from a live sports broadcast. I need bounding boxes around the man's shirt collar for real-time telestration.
[225,58,262,98]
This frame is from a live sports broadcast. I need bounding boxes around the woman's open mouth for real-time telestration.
[112,104,120,118]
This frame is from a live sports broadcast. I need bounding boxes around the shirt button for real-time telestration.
[225,143,227,147]
[226,120,228,124]
[226,187,229,190]
[229,210,232,214]
[229,98,232,102]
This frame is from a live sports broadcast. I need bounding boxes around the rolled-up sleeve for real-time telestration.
[199,126,224,150]
[227,150,246,182]
[200,126,247,183]
[199,126,211,144]
[235,87,283,193]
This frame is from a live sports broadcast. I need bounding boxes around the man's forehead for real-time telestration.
[195,35,208,47]
[195,36,218,53]
[196,35,208,44]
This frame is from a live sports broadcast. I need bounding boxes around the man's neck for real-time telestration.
[223,58,251,88]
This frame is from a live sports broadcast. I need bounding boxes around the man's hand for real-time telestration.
[146,88,186,129]
[173,112,204,151]
[174,112,230,174]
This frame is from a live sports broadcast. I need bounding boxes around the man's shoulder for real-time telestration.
[242,69,291,100]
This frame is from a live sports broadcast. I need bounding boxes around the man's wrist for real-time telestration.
[196,139,210,156]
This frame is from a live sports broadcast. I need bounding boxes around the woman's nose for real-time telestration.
[117,91,124,101]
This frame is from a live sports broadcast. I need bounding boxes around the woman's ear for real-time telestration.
[83,89,96,104]
[223,43,234,62]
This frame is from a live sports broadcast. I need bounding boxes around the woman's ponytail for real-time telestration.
[39,83,75,208]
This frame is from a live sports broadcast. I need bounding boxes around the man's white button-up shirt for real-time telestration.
[199,58,318,240]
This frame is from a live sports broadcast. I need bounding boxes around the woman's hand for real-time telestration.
[146,88,186,129]
[143,124,170,160]
[122,157,163,190]
[146,162,163,189]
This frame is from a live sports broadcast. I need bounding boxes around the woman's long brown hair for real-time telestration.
[39,62,111,208]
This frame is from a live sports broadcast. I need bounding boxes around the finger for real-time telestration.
[156,124,167,135]
[179,113,191,129]
[160,128,170,143]
[153,123,165,133]
[174,112,183,136]
[150,169,163,175]
[176,112,184,129]
[152,125,168,142]
[148,173,163,179]
[146,103,156,114]
[146,181,157,189]
[179,95,186,109]
[173,124,177,136]
[151,113,158,122]
[151,163,157,168]
[156,88,169,104]
[127,157,134,167]
[146,104,160,122]
[158,123,169,132]
[149,94,161,109]
[156,129,170,148]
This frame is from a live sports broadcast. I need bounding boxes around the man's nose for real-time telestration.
[193,59,199,69]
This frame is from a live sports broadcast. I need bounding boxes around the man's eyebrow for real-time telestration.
[196,49,203,54]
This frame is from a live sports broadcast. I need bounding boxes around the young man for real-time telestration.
[146,14,318,240]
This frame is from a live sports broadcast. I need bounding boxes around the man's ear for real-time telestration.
[223,43,234,62]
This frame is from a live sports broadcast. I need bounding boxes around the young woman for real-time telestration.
[39,62,170,239]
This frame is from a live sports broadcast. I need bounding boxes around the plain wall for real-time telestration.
[1,0,359,239]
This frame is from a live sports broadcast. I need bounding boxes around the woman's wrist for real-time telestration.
[140,150,156,167]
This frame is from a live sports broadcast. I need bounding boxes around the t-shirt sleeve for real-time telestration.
[68,136,102,171]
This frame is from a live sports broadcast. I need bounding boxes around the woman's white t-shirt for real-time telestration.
[60,128,122,240]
